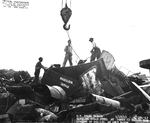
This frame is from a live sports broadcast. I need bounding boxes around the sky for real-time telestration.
[0,0,150,76]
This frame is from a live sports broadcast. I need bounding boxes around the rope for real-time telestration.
[66,31,71,40]
[66,30,81,60]
[71,45,81,60]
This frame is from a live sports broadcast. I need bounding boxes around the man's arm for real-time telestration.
[41,64,47,71]
[38,62,47,71]
[64,46,68,52]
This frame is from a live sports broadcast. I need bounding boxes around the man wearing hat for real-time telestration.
[62,40,73,67]
[89,38,101,62]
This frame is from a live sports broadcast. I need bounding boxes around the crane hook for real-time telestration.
[63,23,70,31]
[61,3,72,31]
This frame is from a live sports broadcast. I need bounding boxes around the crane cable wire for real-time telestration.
[66,30,81,61]
[61,0,71,9]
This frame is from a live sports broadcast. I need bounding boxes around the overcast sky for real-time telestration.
[0,0,150,76]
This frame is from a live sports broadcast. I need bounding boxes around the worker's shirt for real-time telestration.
[65,45,72,55]
[34,61,46,76]
[92,42,96,47]
[35,62,44,71]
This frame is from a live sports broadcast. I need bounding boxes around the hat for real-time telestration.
[89,38,94,42]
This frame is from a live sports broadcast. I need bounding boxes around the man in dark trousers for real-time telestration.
[89,38,101,62]
[62,40,73,67]
[34,57,47,83]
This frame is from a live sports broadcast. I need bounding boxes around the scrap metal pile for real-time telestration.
[0,50,150,122]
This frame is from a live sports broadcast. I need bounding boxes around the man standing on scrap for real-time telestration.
[89,37,101,62]
[34,57,47,83]
[62,40,73,67]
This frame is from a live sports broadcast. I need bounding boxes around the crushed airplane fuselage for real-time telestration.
[2,50,150,122]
